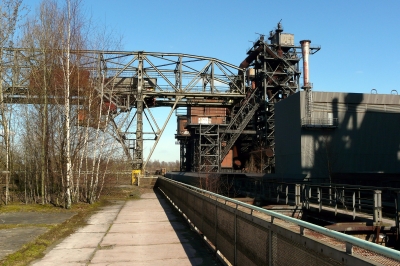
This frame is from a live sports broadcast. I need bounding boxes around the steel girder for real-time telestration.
[0,48,247,172]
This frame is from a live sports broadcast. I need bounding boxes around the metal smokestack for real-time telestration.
[300,40,311,88]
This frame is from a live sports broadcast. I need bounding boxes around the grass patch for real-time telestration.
[0,185,142,266]
[0,224,53,230]
[0,203,69,213]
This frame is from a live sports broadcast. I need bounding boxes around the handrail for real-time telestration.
[160,177,400,262]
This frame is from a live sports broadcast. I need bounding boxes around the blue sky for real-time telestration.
[23,0,400,162]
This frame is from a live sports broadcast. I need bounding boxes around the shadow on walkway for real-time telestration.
[152,186,222,266]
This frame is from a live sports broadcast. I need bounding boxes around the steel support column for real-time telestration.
[133,53,144,171]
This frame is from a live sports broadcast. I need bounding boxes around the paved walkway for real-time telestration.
[31,190,220,265]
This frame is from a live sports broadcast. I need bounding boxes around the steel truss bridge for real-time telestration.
[0,23,320,173]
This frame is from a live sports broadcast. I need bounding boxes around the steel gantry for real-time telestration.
[0,48,247,173]
[0,23,319,174]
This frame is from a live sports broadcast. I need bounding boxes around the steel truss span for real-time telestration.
[1,22,319,174]
[1,49,247,172]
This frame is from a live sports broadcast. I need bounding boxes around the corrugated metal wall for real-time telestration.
[275,91,400,180]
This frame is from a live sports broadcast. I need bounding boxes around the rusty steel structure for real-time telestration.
[177,22,320,173]
[0,48,245,173]
[1,22,319,174]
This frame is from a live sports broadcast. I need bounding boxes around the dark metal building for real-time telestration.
[275,90,400,185]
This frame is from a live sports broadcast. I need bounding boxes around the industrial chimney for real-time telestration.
[300,40,312,89]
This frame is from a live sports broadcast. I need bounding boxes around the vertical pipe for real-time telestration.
[300,40,311,87]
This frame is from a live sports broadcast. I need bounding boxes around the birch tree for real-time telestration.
[0,0,23,205]
[18,0,123,205]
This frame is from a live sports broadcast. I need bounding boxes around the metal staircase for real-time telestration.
[219,88,260,165]
[198,124,220,172]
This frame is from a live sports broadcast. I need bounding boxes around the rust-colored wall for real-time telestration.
[177,116,190,136]
[221,149,233,168]
[188,106,227,124]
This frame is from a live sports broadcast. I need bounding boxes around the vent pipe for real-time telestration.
[300,40,311,88]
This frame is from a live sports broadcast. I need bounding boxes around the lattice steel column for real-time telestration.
[133,53,144,171]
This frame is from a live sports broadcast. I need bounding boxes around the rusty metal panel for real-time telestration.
[188,106,227,125]
[221,149,233,168]
[177,116,189,136]
[211,117,226,124]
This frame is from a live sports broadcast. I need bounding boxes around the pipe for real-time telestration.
[300,40,311,87]
[238,44,264,75]
[232,145,242,168]
[238,40,280,76]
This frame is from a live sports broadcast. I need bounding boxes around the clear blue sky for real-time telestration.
[23,0,400,162]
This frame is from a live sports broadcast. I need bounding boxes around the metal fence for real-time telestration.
[256,181,400,230]
[157,177,400,266]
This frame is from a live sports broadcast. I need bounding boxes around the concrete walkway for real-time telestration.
[31,190,220,265]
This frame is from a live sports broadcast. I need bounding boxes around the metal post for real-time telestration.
[334,188,337,215]
[373,190,382,225]
[352,191,356,220]
[295,184,301,206]
[215,201,218,255]
[308,186,311,210]
[276,185,280,203]
[318,187,322,212]
[234,204,237,266]
[268,227,272,266]
[285,185,288,205]
[396,192,400,240]
[346,242,353,255]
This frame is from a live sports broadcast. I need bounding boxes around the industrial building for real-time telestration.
[275,90,400,185]
[174,22,400,186]
[175,22,321,174]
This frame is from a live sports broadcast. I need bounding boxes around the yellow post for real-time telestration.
[132,170,141,185]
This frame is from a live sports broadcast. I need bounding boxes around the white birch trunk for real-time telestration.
[65,0,72,209]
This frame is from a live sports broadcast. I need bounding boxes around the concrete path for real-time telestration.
[31,190,221,265]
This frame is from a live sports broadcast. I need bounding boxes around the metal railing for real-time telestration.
[241,179,400,230]
[158,177,400,266]
[301,117,338,128]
